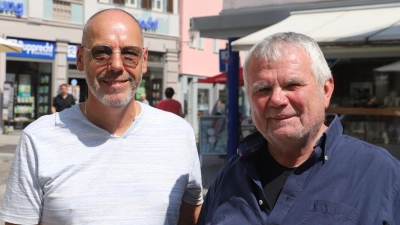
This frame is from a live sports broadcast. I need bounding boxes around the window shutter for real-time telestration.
[113,0,125,5]
[167,0,173,13]
[141,0,152,9]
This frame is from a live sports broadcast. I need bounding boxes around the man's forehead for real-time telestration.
[84,10,141,41]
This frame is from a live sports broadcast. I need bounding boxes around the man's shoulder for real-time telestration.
[25,105,81,134]
[143,103,187,123]
[335,134,400,170]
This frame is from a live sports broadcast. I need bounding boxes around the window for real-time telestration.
[152,0,163,12]
[213,39,219,54]
[197,35,204,50]
[113,0,125,5]
[125,0,136,7]
[53,1,71,22]
[141,0,152,9]
[98,0,109,3]
[189,31,197,49]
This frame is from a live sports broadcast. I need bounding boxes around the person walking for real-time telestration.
[140,93,149,105]
[0,8,203,225]
[197,32,400,224]
[156,87,184,117]
[51,83,75,113]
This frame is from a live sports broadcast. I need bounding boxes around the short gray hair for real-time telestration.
[243,32,331,92]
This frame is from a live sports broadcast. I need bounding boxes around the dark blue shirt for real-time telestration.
[197,115,400,225]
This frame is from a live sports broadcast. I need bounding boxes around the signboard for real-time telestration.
[219,49,229,72]
[0,1,24,17]
[199,116,227,155]
[138,17,158,31]
[67,44,77,61]
[6,38,55,59]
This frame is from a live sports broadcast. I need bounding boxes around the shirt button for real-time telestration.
[325,156,329,161]
[258,200,263,205]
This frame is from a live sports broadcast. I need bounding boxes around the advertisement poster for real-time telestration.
[2,83,14,120]
[18,74,31,97]
[199,116,227,155]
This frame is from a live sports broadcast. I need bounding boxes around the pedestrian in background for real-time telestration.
[197,32,400,224]
[140,93,149,105]
[51,83,75,113]
[156,87,184,117]
[0,8,202,225]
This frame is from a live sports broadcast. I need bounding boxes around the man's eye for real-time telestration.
[254,87,271,94]
[286,84,301,90]
[122,51,139,56]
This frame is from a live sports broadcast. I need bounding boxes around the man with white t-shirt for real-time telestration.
[0,8,203,225]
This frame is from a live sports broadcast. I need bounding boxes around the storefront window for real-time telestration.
[326,57,400,155]
[4,61,52,128]
[142,67,163,106]
[147,52,163,62]
[198,89,209,116]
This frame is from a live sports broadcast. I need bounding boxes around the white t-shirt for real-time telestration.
[0,102,203,225]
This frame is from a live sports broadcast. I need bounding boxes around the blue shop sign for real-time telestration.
[67,44,77,61]
[6,38,55,59]
[0,1,24,17]
[138,17,158,31]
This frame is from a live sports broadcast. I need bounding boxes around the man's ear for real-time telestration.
[141,47,148,74]
[324,77,334,108]
[76,45,85,72]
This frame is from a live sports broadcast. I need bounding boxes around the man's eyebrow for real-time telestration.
[251,81,270,93]
[286,76,303,83]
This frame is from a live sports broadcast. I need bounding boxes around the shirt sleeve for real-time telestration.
[182,131,203,206]
[70,95,76,105]
[52,96,57,107]
[197,155,232,225]
[0,132,43,224]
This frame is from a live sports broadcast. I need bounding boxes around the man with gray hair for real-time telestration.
[197,32,400,224]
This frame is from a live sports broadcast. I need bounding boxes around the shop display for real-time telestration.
[199,116,227,156]
[37,74,51,117]
[14,74,34,121]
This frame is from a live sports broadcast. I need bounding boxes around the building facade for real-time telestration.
[0,0,180,132]
[177,0,227,134]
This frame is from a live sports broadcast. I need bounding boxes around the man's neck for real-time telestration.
[267,125,327,168]
[81,98,140,136]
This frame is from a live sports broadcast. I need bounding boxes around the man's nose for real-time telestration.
[269,88,289,107]
[108,50,124,71]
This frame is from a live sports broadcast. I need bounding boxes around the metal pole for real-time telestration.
[227,38,239,159]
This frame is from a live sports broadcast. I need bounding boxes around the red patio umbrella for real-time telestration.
[198,68,244,86]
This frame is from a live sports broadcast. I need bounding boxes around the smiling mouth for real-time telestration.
[103,80,127,84]
[270,115,293,120]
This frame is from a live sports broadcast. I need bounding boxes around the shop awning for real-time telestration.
[191,8,290,39]
[0,38,23,53]
[374,61,400,72]
[231,5,400,51]
[198,68,244,86]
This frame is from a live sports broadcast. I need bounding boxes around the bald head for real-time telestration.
[81,9,143,47]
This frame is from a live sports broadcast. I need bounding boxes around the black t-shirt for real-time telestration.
[53,94,75,112]
[256,142,295,209]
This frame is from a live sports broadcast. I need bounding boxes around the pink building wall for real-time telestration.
[179,0,226,77]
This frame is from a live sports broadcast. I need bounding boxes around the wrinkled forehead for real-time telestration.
[83,12,142,46]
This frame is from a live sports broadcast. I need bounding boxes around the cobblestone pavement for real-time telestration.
[0,130,226,224]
